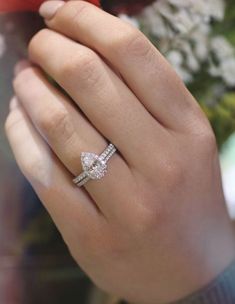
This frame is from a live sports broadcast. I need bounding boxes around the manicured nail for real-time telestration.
[9,97,19,111]
[39,1,65,20]
[14,59,32,76]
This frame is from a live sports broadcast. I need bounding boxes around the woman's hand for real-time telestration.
[5,1,235,303]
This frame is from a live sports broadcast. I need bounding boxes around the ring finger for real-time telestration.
[13,64,136,221]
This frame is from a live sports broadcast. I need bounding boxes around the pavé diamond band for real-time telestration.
[73,143,117,187]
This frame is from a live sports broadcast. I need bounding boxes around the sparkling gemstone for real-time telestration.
[81,152,107,180]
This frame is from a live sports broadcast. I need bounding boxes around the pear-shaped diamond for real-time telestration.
[81,152,107,180]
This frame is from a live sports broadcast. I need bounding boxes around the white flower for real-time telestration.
[135,0,234,86]
[208,36,235,87]
[141,6,170,38]
[166,50,183,66]
[211,36,235,60]
[176,41,200,72]
[167,0,225,20]
[206,0,225,21]
[166,50,193,82]
[172,64,193,83]
[171,9,196,34]
[209,58,235,87]
[191,24,210,61]
[220,58,235,87]
[209,65,221,78]
[118,14,139,29]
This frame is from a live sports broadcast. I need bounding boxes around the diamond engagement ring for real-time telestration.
[73,143,117,187]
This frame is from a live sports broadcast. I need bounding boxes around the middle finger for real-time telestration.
[28,28,169,169]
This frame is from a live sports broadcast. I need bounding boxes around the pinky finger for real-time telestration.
[5,97,102,247]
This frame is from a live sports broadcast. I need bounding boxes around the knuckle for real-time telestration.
[77,53,100,83]
[61,51,102,87]
[114,28,152,58]
[62,1,90,23]
[39,107,73,141]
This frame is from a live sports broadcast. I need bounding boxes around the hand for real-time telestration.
[5,1,235,303]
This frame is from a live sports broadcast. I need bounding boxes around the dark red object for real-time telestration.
[101,0,155,15]
[0,0,100,12]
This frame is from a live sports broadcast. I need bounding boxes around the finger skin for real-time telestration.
[4,97,129,286]
[5,97,102,247]
[13,65,138,221]
[43,0,205,131]
[13,65,108,177]
[28,28,168,170]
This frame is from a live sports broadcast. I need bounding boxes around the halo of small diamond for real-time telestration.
[81,152,107,180]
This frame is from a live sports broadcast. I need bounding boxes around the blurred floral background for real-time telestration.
[0,0,235,303]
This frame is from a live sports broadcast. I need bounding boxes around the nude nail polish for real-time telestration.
[39,1,65,20]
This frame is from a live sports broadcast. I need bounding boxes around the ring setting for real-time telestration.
[73,143,117,187]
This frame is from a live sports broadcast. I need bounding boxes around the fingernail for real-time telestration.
[9,97,19,111]
[39,1,65,20]
[14,60,32,76]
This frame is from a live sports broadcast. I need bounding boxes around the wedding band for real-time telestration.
[73,143,117,187]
